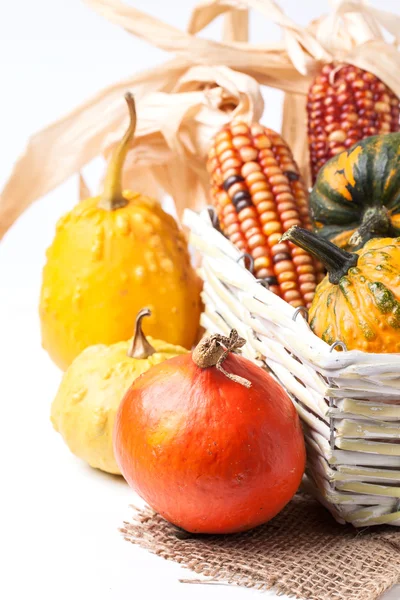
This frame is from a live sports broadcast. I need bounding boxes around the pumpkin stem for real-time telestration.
[128,308,156,359]
[98,92,136,211]
[349,206,393,248]
[192,330,251,388]
[282,226,358,285]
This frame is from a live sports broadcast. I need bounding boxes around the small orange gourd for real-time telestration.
[114,330,305,534]
[40,94,202,370]
[283,226,400,353]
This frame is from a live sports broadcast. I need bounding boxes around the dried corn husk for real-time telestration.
[1,0,400,239]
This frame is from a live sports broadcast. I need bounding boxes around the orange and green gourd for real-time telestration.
[40,93,202,370]
[310,133,400,250]
[283,226,400,353]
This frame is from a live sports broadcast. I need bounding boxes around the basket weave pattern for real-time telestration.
[184,209,400,527]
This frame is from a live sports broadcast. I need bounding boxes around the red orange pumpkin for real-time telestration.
[114,330,305,534]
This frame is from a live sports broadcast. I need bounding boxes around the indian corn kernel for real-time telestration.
[207,121,323,309]
[308,62,400,183]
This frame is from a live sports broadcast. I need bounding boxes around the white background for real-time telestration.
[1,1,399,599]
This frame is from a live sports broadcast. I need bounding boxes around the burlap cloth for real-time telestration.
[121,494,400,600]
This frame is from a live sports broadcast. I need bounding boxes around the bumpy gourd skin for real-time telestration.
[40,193,202,370]
[51,336,187,474]
[310,237,400,353]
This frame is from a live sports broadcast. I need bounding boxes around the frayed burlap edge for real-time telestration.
[120,495,400,600]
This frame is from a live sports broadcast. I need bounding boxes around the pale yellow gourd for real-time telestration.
[51,309,187,474]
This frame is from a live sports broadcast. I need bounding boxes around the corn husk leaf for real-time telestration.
[1,0,400,238]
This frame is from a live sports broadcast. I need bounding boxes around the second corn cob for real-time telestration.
[207,122,322,308]
[307,62,400,184]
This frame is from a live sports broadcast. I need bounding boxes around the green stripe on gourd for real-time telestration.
[281,226,400,353]
[310,133,400,250]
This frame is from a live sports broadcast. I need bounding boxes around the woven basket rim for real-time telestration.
[184,208,400,367]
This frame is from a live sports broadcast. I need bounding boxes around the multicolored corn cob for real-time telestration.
[207,122,322,308]
[307,62,400,183]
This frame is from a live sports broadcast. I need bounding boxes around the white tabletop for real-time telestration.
[1,1,399,599]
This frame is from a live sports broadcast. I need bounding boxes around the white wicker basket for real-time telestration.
[184,208,400,527]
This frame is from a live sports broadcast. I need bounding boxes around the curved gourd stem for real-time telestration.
[349,206,393,248]
[192,329,251,388]
[98,92,136,211]
[282,226,358,285]
[128,308,156,359]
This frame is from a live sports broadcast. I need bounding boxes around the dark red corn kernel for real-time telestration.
[263,275,279,286]
[232,190,252,205]
[235,199,253,212]
[284,171,300,181]
[273,252,291,263]
[223,174,245,191]
[307,61,400,183]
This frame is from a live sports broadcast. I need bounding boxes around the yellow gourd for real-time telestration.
[283,226,400,353]
[51,309,187,474]
[40,93,202,370]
